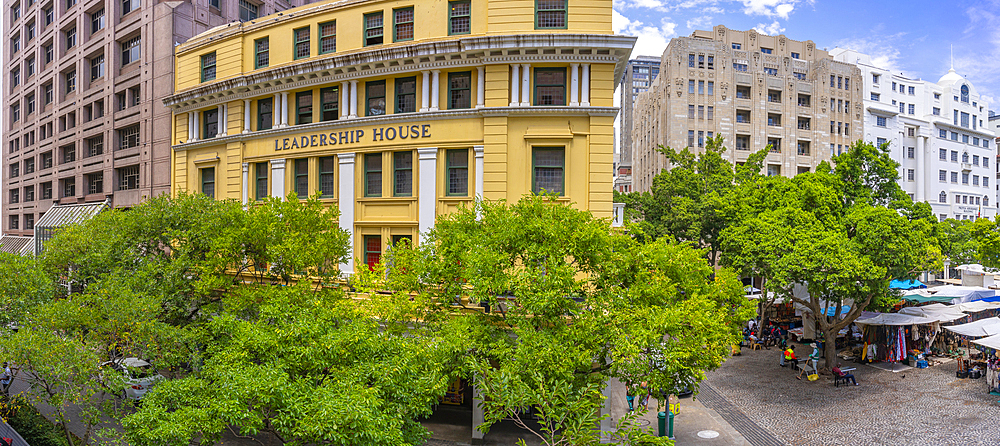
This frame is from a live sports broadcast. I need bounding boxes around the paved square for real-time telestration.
[703,344,1000,445]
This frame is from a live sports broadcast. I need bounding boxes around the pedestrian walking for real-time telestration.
[1,362,12,397]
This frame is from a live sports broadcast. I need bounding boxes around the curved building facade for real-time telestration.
[166,0,633,272]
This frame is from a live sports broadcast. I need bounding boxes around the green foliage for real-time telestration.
[0,252,54,330]
[3,396,72,446]
[405,195,749,445]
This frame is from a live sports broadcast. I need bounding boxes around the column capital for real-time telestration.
[242,162,249,172]
[474,145,484,157]
[270,158,286,168]
[418,147,438,159]
[337,152,356,163]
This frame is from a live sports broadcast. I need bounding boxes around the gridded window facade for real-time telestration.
[319,22,336,54]
[201,167,215,198]
[255,162,268,200]
[296,92,313,124]
[294,27,310,59]
[255,37,269,68]
[534,68,566,106]
[239,0,258,22]
[294,159,309,198]
[121,36,140,65]
[118,124,139,149]
[395,77,416,114]
[394,151,412,196]
[319,156,335,197]
[201,52,216,82]
[87,172,103,194]
[117,165,139,190]
[364,12,384,46]
[533,147,564,195]
[393,8,413,42]
[447,149,468,196]
[448,71,471,109]
[365,153,382,197]
[536,0,566,29]
[449,0,470,35]
[86,135,103,157]
[366,81,386,116]
[321,87,339,121]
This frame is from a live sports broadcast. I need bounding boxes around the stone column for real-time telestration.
[338,153,356,275]
[270,158,286,198]
[218,103,228,137]
[418,148,438,236]
[915,132,925,203]
[510,64,520,107]
[280,92,289,127]
[341,82,350,119]
[349,80,359,118]
[188,112,196,141]
[421,70,431,112]
[472,384,485,443]
[242,99,251,133]
[476,66,485,108]
[474,145,484,220]
[273,94,280,128]
[569,63,580,106]
[430,70,441,111]
[520,63,530,106]
[241,162,249,205]
[581,63,591,106]
[191,111,200,142]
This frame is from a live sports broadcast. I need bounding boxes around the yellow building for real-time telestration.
[165,0,634,273]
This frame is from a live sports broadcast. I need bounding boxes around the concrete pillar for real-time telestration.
[218,103,227,137]
[472,384,485,442]
[280,92,289,127]
[270,158,286,198]
[474,145,484,219]
[242,99,251,133]
[273,94,280,128]
[188,112,196,141]
[599,380,613,443]
[569,63,580,106]
[520,63,530,106]
[241,162,249,205]
[421,70,431,112]
[341,82,350,119]
[338,153,356,275]
[476,66,485,108]
[418,148,438,236]
[915,132,925,203]
[349,80,358,118]
[581,64,591,106]
[430,70,441,111]
[510,64,520,107]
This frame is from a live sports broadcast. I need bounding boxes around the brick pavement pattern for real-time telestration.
[703,345,1000,446]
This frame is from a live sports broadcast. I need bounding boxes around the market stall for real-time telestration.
[854,313,938,364]
[970,333,1000,394]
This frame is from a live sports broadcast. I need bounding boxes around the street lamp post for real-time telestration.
[943,257,951,281]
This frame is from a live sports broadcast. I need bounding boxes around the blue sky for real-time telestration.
[612,0,1000,108]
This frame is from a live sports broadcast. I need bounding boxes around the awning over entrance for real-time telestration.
[0,235,34,256]
[33,200,109,256]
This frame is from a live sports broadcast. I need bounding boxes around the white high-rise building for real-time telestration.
[832,49,996,221]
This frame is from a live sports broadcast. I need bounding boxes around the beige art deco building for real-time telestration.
[631,25,863,191]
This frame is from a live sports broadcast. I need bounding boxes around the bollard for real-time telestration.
[658,412,666,437]
[668,410,675,439]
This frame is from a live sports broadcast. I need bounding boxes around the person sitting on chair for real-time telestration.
[784,345,798,369]
[833,363,858,386]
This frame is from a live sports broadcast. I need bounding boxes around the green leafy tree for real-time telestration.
[0,252,54,329]
[409,196,752,445]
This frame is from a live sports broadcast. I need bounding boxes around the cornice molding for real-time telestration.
[172,106,619,151]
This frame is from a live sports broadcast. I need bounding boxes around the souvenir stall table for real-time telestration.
[970,333,1000,395]
[944,317,1000,384]
[853,313,938,366]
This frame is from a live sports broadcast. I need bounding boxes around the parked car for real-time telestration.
[100,358,165,400]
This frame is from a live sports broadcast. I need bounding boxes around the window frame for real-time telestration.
[365,80,386,117]
[254,37,269,69]
[364,11,384,46]
[364,235,382,270]
[533,67,566,106]
[255,162,268,200]
[319,21,336,55]
[447,71,472,110]
[364,152,382,197]
[121,35,140,66]
[257,97,273,131]
[294,158,309,199]
[320,86,339,122]
[446,148,469,196]
[296,91,313,125]
[293,26,310,60]
[200,52,216,82]
[203,107,219,139]
[201,166,215,198]
[531,147,565,195]
[448,0,471,35]
[319,156,335,198]
[392,7,413,42]
[393,150,413,197]
[534,0,567,30]
[394,76,416,114]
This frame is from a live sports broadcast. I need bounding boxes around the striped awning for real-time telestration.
[34,200,109,229]
[0,235,33,256]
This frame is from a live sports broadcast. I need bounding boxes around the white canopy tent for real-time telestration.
[954,301,1000,313]
[898,305,967,323]
[943,317,1000,337]
[929,285,998,304]
[971,332,1000,350]
[855,313,938,326]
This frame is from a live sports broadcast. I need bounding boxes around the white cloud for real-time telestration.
[833,33,908,75]
[742,0,798,19]
[753,21,785,36]
[614,9,676,59]
[686,15,714,30]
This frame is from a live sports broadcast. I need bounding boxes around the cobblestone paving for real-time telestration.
[698,383,785,446]
[704,346,1000,446]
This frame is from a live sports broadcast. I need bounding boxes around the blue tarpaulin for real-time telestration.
[890,279,926,290]
[823,305,850,317]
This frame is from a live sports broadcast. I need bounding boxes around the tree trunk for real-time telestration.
[823,331,839,370]
[62,422,76,446]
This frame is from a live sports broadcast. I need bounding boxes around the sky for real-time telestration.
[612,0,1000,111]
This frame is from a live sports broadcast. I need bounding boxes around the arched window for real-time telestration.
[962,152,969,163]
[985,196,990,207]
[961,85,970,103]
[939,191,947,203]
